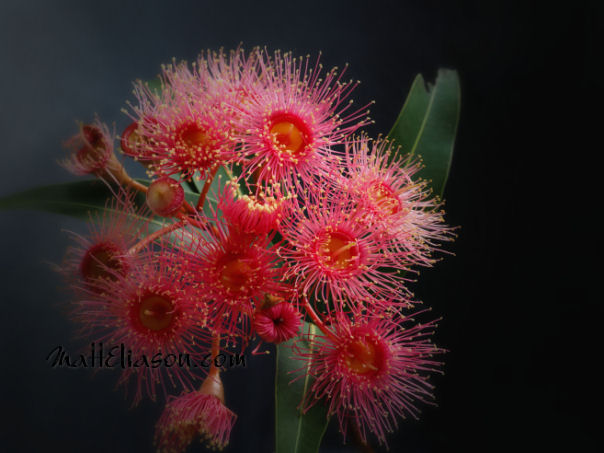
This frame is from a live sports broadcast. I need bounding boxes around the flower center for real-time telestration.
[138,294,175,331]
[270,121,304,154]
[367,181,402,216]
[126,128,143,148]
[121,122,144,155]
[76,125,107,165]
[268,113,310,157]
[219,254,253,292]
[242,193,280,213]
[343,337,383,376]
[316,231,359,271]
[181,124,210,151]
[80,242,126,283]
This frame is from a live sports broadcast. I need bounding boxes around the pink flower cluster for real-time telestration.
[62,47,453,450]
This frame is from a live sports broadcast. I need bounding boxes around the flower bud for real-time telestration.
[254,301,301,344]
[146,177,185,217]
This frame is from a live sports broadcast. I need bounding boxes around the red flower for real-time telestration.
[61,118,124,179]
[339,136,454,266]
[71,245,211,405]
[176,217,285,339]
[279,187,413,314]
[296,310,444,446]
[254,300,301,344]
[231,50,371,187]
[218,178,288,237]
[61,192,149,292]
[155,373,237,452]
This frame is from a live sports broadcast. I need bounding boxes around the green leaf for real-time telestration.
[144,77,164,96]
[0,179,198,228]
[275,322,329,453]
[182,178,200,195]
[387,69,461,197]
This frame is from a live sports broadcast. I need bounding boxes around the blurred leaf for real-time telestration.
[387,69,461,196]
[144,77,164,96]
[0,179,198,228]
[182,179,200,195]
[275,322,329,453]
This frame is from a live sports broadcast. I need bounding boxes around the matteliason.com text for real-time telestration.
[46,343,246,369]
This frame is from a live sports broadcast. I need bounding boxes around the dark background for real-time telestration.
[0,0,598,452]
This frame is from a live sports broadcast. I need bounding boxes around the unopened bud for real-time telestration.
[146,177,185,217]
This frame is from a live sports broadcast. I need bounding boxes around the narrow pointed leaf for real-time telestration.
[182,179,200,194]
[275,322,329,453]
[387,69,461,196]
[0,179,198,225]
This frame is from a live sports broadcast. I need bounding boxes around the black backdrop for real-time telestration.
[0,1,598,452]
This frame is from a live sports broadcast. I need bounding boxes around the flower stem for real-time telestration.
[105,158,148,193]
[128,220,186,255]
[349,418,375,453]
[124,177,148,193]
[199,334,226,403]
[197,166,219,210]
[209,334,221,376]
[181,200,197,216]
[302,295,338,342]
